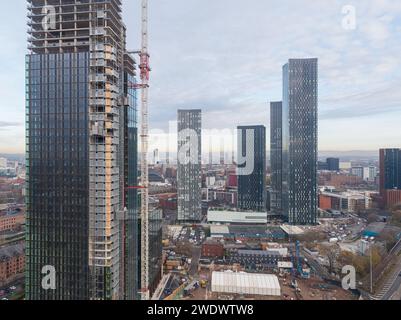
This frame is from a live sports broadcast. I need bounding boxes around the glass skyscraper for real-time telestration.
[380,149,401,191]
[237,125,266,212]
[177,109,202,222]
[26,0,139,300]
[270,102,282,212]
[326,158,340,172]
[282,59,318,225]
[380,149,401,208]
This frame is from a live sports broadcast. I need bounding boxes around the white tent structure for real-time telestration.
[211,272,281,297]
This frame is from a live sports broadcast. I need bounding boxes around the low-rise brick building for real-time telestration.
[0,244,25,286]
[201,241,224,258]
[0,212,24,232]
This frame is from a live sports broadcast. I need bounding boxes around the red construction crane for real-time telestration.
[128,0,151,301]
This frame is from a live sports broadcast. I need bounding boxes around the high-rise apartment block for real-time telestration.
[26,0,139,300]
[0,158,7,168]
[177,109,202,222]
[270,102,282,212]
[326,158,340,171]
[237,125,266,212]
[380,149,401,208]
[351,166,364,179]
[282,59,318,225]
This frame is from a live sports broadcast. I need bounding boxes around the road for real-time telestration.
[151,274,171,300]
[369,238,401,300]
[386,274,401,300]
[189,246,201,276]
[302,249,336,281]
[0,277,24,301]
[388,276,401,300]
[374,255,401,300]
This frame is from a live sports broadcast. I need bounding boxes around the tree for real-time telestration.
[390,210,401,227]
[320,244,341,274]
[338,251,354,267]
[378,229,398,252]
[367,213,379,224]
[296,231,326,244]
[337,246,383,279]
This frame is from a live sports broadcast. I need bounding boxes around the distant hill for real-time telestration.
[0,154,25,162]
[318,150,379,161]
[0,151,381,163]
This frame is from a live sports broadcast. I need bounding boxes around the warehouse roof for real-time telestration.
[236,250,280,257]
[210,225,230,235]
[211,271,281,297]
[0,243,24,262]
[278,261,293,269]
[280,225,304,236]
[208,210,268,224]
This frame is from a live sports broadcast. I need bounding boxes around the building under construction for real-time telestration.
[25,0,141,300]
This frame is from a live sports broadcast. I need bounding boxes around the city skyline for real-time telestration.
[1,0,401,153]
[282,58,318,225]
[2,0,401,305]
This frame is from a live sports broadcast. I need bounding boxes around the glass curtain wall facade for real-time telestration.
[237,125,266,212]
[380,149,401,193]
[123,60,139,300]
[327,158,340,172]
[26,0,139,300]
[148,207,163,296]
[270,102,282,213]
[26,52,90,300]
[177,109,202,222]
[282,59,318,225]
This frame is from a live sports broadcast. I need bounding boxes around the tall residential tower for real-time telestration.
[270,102,282,212]
[237,125,266,212]
[282,59,318,225]
[177,109,202,222]
[380,148,401,209]
[26,0,139,300]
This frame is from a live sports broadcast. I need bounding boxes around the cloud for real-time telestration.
[0,0,401,152]
[0,121,22,128]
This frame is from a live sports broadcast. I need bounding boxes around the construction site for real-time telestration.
[151,223,359,301]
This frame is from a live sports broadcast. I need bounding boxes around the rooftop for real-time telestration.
[211,271,281,296]
[0,244,24,261]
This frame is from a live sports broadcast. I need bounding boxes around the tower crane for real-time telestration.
[128,0,151,300]
[139,0,150,301]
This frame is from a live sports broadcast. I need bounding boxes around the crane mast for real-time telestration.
[139,0,150,301]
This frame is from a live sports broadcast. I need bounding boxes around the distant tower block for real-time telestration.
[153,149,160,164]
[220,138,225,165]
[237,125,267,212]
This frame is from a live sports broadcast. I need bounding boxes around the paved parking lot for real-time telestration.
[0,277,24,301]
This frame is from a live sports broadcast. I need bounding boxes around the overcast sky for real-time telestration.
[0,0,401,153]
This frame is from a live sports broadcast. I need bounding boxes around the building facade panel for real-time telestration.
[270,102,282,212]
[380,148,401,208]
[177,110,202,222]
[26,52,91,300]
[282,59,318,225]
[26,0,140,300]
[237,126,266,212]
